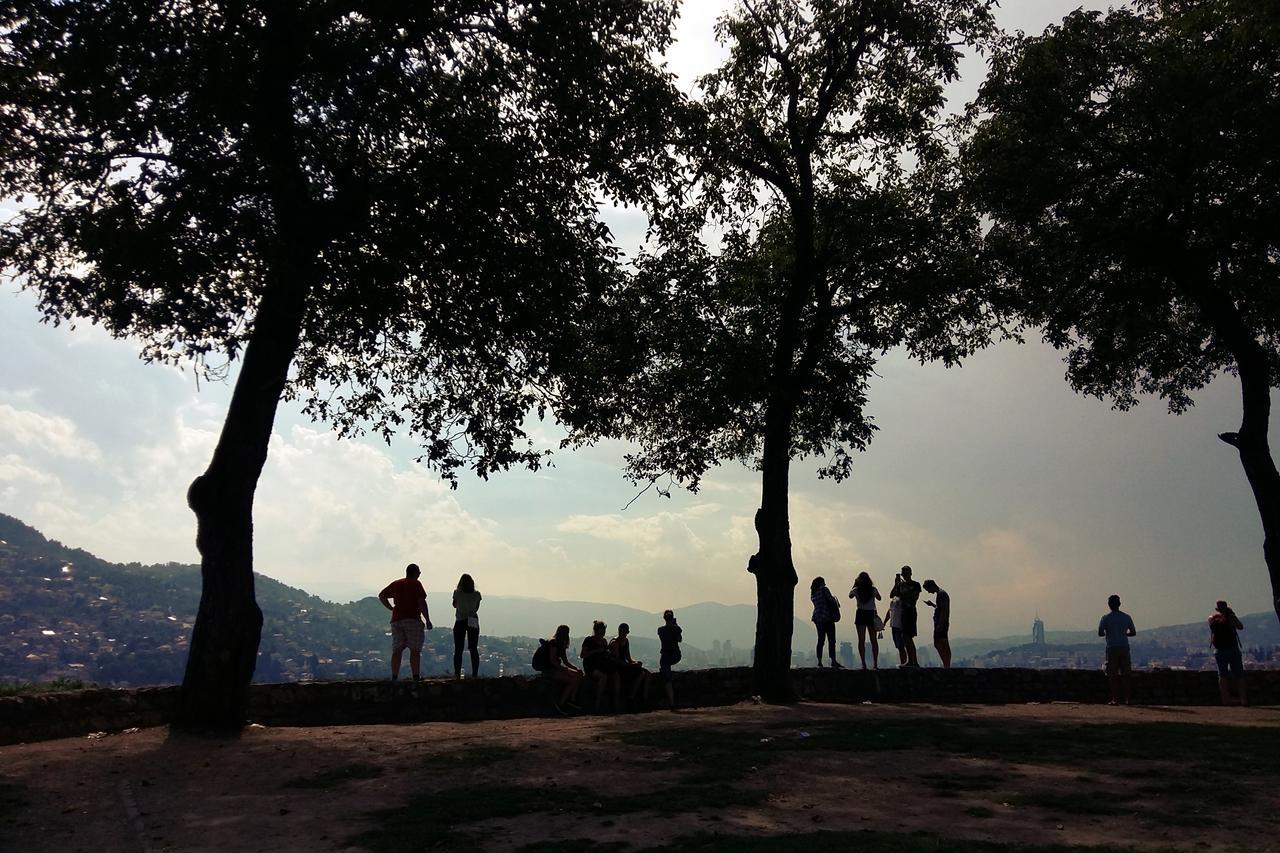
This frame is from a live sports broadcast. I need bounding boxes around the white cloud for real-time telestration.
[0,403,102,461]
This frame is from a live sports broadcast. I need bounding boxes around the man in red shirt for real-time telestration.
[379,563,432,681]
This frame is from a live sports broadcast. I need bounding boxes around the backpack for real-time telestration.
[1208,614,1238,651]
[531,639,552,672]
[827,589,841,623]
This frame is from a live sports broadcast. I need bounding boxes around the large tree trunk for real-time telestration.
[174,6,313,730]
[749,414,800,702]
[1196,288,1280,626]
[175,280,307,729]
[1220,344,1280,626]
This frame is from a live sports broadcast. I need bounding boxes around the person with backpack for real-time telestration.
[657,610,682,710]
[1209,600,1247,706]
[810,576,844,668]
[532,624,582,714]
[848,571,881,670]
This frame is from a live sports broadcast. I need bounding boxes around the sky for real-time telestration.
[2,1,1275,639]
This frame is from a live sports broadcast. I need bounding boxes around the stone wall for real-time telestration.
[3,667,1276,746]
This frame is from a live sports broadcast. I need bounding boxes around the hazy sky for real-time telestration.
[3,1,1274,638]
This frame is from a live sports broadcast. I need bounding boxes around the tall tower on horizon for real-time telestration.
[1032,615,1046,645]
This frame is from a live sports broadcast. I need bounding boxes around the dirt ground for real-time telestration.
[2,700,1277,853]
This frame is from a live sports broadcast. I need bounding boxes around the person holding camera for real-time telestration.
[1209,600,1247,706]
[890,566,922,668]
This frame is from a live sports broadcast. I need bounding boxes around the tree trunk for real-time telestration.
[749,413,800,702]
[1194,287,1280,627]
[1221,347,1280,627]
[174,5,313,731]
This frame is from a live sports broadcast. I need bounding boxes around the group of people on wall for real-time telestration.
[377,563,1253,711]
[810,565,950,671]
[531,612,683,714]
[376,563,684,712]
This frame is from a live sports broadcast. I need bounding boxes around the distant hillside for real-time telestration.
[0,514,730,686]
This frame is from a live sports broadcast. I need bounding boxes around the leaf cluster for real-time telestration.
[0,0,682,481]
[560,0,997,490]
[964,0,1280,412]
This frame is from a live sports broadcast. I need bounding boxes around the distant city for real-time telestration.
[3,513,1277,688]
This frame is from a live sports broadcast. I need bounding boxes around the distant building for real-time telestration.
[1032,616,1046,646]
[839,641,855,669]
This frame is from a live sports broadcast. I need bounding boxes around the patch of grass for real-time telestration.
[351,784,575,851]
[283,762,383,790]
[635,830,1184,853]
[517,842,631,853]
[0,780,28,821]
[599,782,766,814]
[0,678,86,697]
[418,745,520,770]
[1006,789,1138,816]
[919,773,1003,795]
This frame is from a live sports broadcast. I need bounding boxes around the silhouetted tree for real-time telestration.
[0,0,678,729]
[561,0,996,700]
[964,0,1280,625]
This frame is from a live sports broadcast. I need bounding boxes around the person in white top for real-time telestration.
[451,573,482,679]
[885,596,906,666]
[848,571,882,669]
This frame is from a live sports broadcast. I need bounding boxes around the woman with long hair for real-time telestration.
[451,573,482,678]
[810,577,843,668]
[848,571,881,669]
[533,624,583,714]
[580,619,621,712]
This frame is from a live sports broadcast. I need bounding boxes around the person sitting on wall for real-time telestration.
[581,620,622,712]
[609,622,653,709]
[531,624,583,714]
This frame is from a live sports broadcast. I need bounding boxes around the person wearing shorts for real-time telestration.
[379,563,432,681]
[848,571,881,669]
[1098,594,1136,705]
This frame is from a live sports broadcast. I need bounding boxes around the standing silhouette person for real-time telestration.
[451,573,482,679]
[891,566,922,667]
[810,577,844,668]
[1209,600,1247,706]
[848,571,881,669]
[1098,594,1137,705]
[657,610,682,710]
[922,579,951,669]
[378,563,432,681]
[885,595,907,666]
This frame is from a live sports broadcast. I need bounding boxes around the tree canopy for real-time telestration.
[562,0,997,696]
[0,0,681,727]
[964,0,1280,622]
